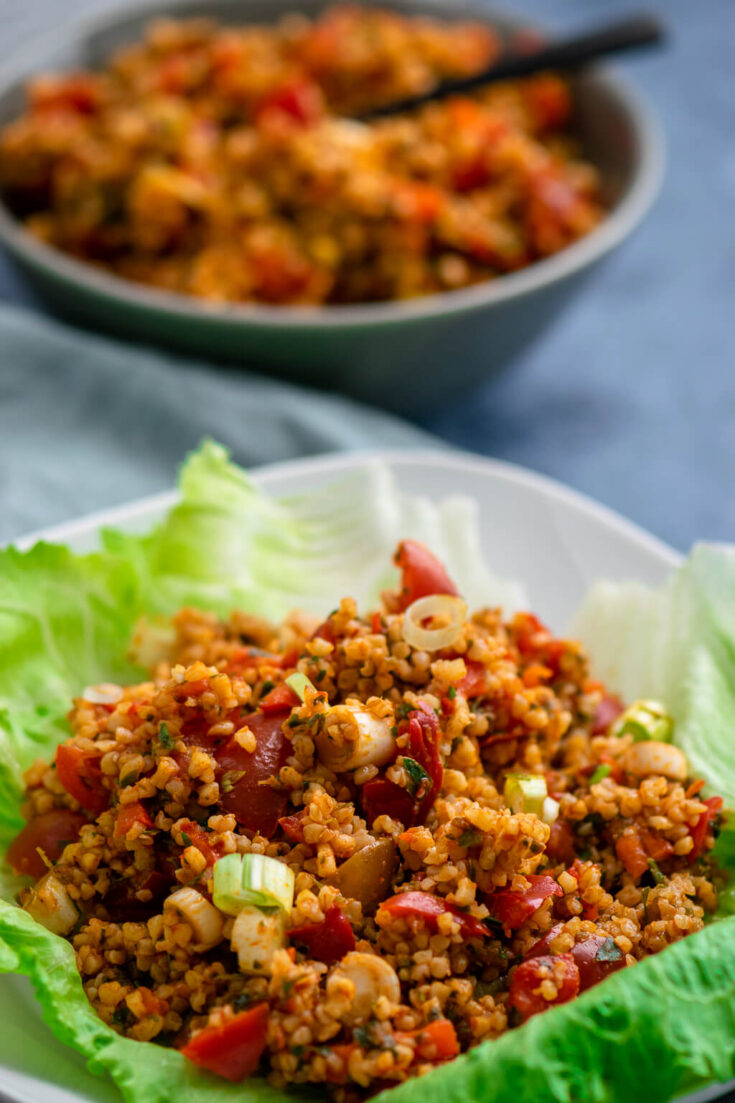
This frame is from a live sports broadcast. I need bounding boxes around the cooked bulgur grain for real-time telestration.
[8,540,726,1093]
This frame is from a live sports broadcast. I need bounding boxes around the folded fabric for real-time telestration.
[0,302,434,542]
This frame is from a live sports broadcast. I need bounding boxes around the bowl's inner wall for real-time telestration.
[0,0,636,213]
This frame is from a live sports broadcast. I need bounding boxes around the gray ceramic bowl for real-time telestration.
[0,0,664,412]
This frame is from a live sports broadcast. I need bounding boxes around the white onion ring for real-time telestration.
[82,683,123,705]
[401,594,468,653]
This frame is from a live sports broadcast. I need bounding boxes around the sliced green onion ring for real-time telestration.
[213,852,295,915]
[612,700,674,743]
[286,672,316,702]
[402,594,468,652]
[503,773,547,816]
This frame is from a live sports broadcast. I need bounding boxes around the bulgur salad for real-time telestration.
[0,6,605,306]
[1,444,735,1103]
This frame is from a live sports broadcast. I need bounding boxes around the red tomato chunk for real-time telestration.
[288,905,355,963]
[8,809,88,879]
[393,540,458,611]
[488,874,562,929]
[509,954,579,1020]
[380,891,489,939]
[180,1003,269,1081]
[216,711,290,837]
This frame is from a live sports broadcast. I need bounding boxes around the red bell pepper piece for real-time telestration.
[278,811,307,842]
[393,540,458,612]
[640,829,674,863]
[690,795,724,861]
[260,682,300,715]
[288,905,355,963]
[380,891,489,939]
[7,809,88,879]
[55,743,109,817]
[180,1003,269,1081]
[509,953,579,1020]
[488,874,562,929]
[616,834,649,879]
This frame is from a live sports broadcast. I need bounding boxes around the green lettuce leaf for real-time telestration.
[573,544,735,811]
[1,445,734,1103]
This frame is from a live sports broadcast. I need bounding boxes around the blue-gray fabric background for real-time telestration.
[0,0,733,552]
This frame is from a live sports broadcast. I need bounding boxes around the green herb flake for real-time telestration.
[402,756,430,797]
[595,936,624,963]
[181,832,193,848]
[119,771,138,788]
[590,763,612,784]
[458,829,482,848]
[158,722,174,750]
[261,680,274,695]
[647,858,666,885]
[315,669,326,683]
[447,685,457,699]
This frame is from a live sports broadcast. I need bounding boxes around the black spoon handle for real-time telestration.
[357,14,665,120]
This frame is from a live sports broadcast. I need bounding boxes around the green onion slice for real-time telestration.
[611,700,674,743]
[213,853,295,916]
[286,672,316,702]
[503,773,547,816]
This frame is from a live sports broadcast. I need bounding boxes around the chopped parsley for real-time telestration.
[181,831,193,848]
[158,722,174,750]
[315,669,326,683]
[119,771,138,788]
[261,680,275,695]
[458,829,482,848]
[590,763,612,784]
[402,756,430,797]
[647,858,665,884]
[447,685,457,700]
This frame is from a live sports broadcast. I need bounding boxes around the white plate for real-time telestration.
[2,448,725,1103]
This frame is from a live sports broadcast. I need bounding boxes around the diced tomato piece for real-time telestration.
[615,834,649,879]
[545,819,576,865]
[396,1019,459,1061]
[591,694,624,735]
[362,778,416,827]
[278,811,307,842]
[7,809,88,879]
[371,611,383,635]
[362,705,442,827]
[569,934,626,992]
[690,796,724,862]
[178,819,220,867]
[180,1003,269,1081]
[488,874,562,929]
[456,659,488,699]
[260,682,300,715]
[216,711,290,837]
[380,891,489,939]
[255,77,324,127]
[103,868,170,921]
[522,663,552,688]
[288,905,355,963]
[640,829,674,863]
[512,612,550,656]
[509,953,579,1020]
[393,540,459,612]
[55,743,109,817]
[114,801,153,839]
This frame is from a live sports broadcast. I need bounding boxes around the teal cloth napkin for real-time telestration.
[0,303,434,542]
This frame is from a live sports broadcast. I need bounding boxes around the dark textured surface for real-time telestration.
[0,0,733,554]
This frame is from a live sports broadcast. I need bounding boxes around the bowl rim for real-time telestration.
[0,0,666,331]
